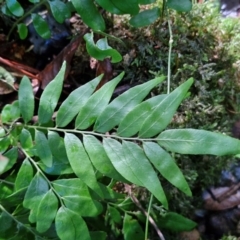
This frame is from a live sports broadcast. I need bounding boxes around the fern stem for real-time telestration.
[167,10,173,95]
[21,148,65,207]
[25,124,157,141]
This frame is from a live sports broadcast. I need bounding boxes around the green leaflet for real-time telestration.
[23,172,49,223]
[129,7,160,28]
[71,0,105,31]
[53,179,102,217]
[48,0,71,23]
[56,206,91,240]
[3,147,18,174]
[36,190,58,233]
[0,155,9,174]
[143,142,191,196]
[103,138,168,208]
[118,94,167,137]
[39,131,73,175]
[139,78,193,138]
[15,158,33,191]
[75,72,124,130]
[19,128,33,149]
[0,211,15,239]
[108,205,122,224]
[138,0,156,4]
[167,0,192,12]
[31,13,51,39]
[38,61,66,124]
[6,0,24,17]
[123,213,145,240]
[1,101,20,123]
[110,0,139,15]
[98,183,125,200]
[95,76,165,133]
[35,130,52,167]
[158,129,240,156]
[18,76,34,123]
[64,133,103,198]
[56,75,102,127]
[0,137,10,153]
[157,212,197,231]
[95,0,123,14]
[83,135,126,182]
[17,23,28,39]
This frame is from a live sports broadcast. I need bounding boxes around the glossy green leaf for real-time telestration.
[118,94,167,137]
[53,179,102,217]
[39,157,73,175]
[95,76,165,133]
[157,212,197,231]
[83,135,126,181]
[15,158,33,191]
[123,213,144,240]
[71,0,105,31]
[35,130,52,167]
[139,78,193,138]
[130,7,160,28]
[39,131,73,175]
[3,147,18,173]
[103,138,168,208]
[83,135,126,182]
[38,61,66,124]
[75,72,123,130]
[17,23,28,39]
[95,0,123,14]
[56,75,102,127]
[48,131,68,161]
[56,206,91,240]
[167,0,192,12]
[6,0,24,17]
[158,129,240,156]
[1,101,20,123]
[84,32,122,63]
[36,190,58,233]
[49,0,71,23]
[31,13,51,39]
[110,0,139,15]
[19,128,33,149]
[23,172,49,223]
[143,142,191,196]
[64,133,103,198]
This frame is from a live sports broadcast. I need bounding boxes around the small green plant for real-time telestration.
[1,61,240,239]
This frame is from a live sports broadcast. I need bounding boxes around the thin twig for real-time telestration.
[126,184,165,240]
